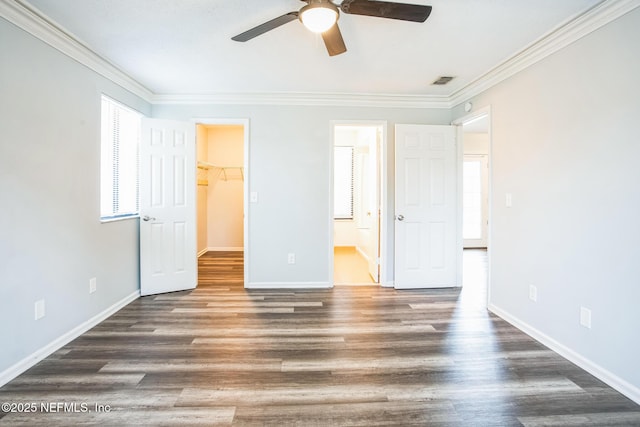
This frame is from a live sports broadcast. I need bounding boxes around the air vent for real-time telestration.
[431,76,455,85]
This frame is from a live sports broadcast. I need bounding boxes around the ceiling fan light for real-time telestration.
[300,3,338,33]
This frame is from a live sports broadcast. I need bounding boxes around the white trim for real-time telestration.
[328,123,337,286]
[197,248,208,257]
[207,247,244,252]
[451,105,492,127]
[154,92,450,109]
[245,282,333,289]
[3,0,638,109]
[378,123,389,285]
[0,290,140,388]
[355,245,369,262]
[0,0,153,102]
[489,303,640,405]
[449,0,640,107]
[454,126,464,287]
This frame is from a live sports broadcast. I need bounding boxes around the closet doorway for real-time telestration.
[196,120,248,284]
[332,123,385,285]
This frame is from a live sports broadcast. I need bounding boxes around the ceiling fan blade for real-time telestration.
[231,12,299,42]
[322,23,347,57]
[340,0,432,23]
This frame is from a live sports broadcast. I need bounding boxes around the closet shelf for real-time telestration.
[197,161,244,182]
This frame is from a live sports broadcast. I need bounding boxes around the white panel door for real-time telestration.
[140,119,197,296]
[395,124,458,289]
[355,134,380,282]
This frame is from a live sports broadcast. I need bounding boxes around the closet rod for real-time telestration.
[197,160,243,170]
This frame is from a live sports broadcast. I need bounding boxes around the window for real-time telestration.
[334,146,354,219]
[100,96,141,221]
[463,159,482,239]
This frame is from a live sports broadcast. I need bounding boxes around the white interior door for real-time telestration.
[367,130,382,282]
[395,124,458,289]
[354,132,380,283]
[355,134,380,283]
[463,155,488,248]
[140,118,197,296]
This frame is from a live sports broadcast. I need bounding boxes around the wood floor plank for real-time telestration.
[0,250,638,425]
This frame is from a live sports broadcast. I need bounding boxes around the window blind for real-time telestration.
[334,146,354,219]
[100,96,141,220]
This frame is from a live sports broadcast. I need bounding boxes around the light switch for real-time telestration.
[505,193,512,208]
[580,307,592,329]
[250,192,258,203]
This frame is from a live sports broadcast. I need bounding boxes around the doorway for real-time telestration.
[461,115,489,249]
[195,120,249,285]
[454,107,491,304]
[332,122,385,285]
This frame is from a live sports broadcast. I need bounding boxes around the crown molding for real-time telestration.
[0,0,154,102]
[151,92,451,109]
[449,0,640,108]
[3,0,638,109]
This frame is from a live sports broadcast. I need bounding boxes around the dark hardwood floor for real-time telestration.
[1,250,639,426]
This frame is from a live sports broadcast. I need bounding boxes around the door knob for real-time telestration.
[142,215,156,222]
[396,214,405,221]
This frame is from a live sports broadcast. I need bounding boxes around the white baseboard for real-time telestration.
[245,281,332,289]
[197,247,208,257]
[207,247,244,252]
[381,281,395,288]
[489,303,640,405]
[355,245,369,262]
[0,290,140,388]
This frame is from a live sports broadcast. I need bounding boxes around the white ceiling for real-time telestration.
[22,0,602,97]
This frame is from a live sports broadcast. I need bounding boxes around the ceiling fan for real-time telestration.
[231,0,432,57]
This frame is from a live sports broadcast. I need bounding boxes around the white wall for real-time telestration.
[334,221,357,247]
[0,18,149,378]
[153,104,451,286]
[453,8,640,400]
[206,125,244,250]
[463,133,489,155]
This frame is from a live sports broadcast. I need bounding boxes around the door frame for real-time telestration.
[192,117,250,286]
[452,105,492,301]
[329,120,388,286]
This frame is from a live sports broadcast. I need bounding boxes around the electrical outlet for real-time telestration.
[580,307,592,329]
[34,299,45,320]
[529,284,537,302]
[89,277,97,294]
[287,253,296,264]
[505,193,513,208]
